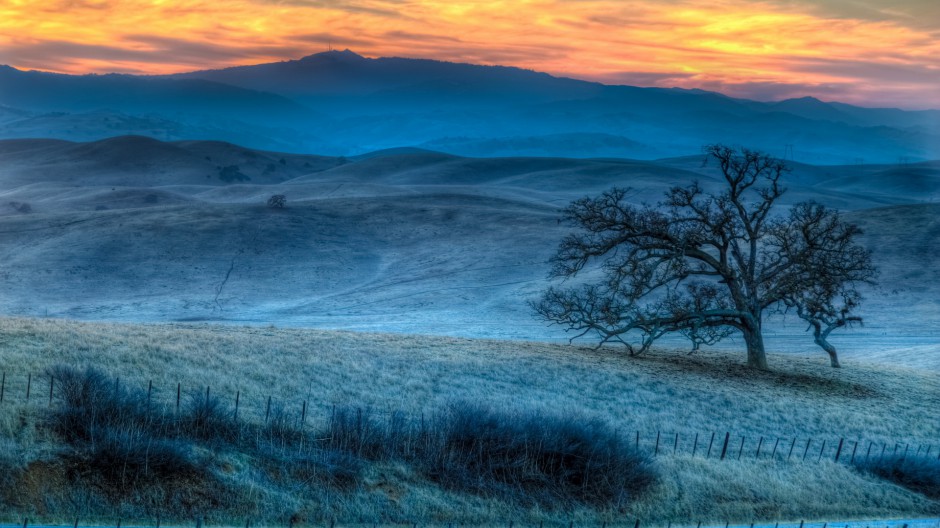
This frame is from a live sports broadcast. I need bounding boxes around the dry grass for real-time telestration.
[0,316,938,524]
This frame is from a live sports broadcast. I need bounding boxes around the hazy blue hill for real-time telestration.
[0,66,322,127]
[1,54,938,162]
[421,133,657,158]
[0,109,343,155]
[171,49,604,107]
[0,136,345,188]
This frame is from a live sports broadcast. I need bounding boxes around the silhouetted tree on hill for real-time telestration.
[533,144,877,369]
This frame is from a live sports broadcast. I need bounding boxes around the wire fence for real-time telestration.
[1,370,937,468]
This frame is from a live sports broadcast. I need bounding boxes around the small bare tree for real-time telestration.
[532,145,877,369]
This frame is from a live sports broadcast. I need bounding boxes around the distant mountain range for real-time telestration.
[1,50,938,163]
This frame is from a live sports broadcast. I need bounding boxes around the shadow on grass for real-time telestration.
[854,454,940,500]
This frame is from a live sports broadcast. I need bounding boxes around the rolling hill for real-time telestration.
[0,137,937,368]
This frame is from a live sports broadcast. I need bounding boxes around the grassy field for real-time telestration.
[0,316,938,524]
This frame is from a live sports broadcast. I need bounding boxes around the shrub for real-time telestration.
[178,390,242,445]
[63,429,199,486]
[46,366,155,444]
[320,403,657,510]
[46,367,655,510]
[267,194,286,208]
[854,454,940,499]
[420,403,656,509]
[47,366,204,489]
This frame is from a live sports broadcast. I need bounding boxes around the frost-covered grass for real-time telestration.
[0,316,938,523]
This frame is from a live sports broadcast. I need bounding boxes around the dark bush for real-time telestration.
[179,391,242,445]
[421,404,655,509]
[64,429,199,486]
[854,454,940,499]
[46,367,655,510]
[47,366,155,444]
[267,194,286,208]
[320,403,657,510]
[324,407,389,460]
[48,366,204,489]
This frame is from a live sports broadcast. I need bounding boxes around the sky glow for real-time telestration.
[2,0,938,108]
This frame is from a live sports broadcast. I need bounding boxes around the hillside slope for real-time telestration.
[0,317,937,523]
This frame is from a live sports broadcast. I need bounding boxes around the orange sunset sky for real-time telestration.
[2,0,939,108]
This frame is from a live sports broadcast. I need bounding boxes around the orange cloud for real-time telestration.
[1,0,938,107]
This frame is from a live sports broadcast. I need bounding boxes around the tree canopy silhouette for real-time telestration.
[533,145,877,369]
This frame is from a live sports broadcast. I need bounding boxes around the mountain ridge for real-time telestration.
[1,50,938,163]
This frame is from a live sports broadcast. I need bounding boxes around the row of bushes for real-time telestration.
[45,366,656,510]
[43,365,940,511]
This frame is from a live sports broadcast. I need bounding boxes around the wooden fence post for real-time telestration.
[692,432,699,457]
[835,438,845,462]
[1,371,5,403]
[707,432,716,458]
[756,436,764,458]
[674,432,679,454]
[771,438,780,459]
[26,373,31,401]
[802,438,812,461]
[788,437,796,460]
[234,391,240,421]
[719,432,730,460]
[737,436,745,460]
[850,440,858,463]
[817,440,827,462]
[866,441,874,460]
[265,396,272,423]
[636,431,639,450]
[176,382,181,413]
[655,431,660,455]
[48,375,54,406]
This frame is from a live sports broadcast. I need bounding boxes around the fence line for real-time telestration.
[0,370,938,466]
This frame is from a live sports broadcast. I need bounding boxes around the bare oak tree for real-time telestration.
[532,145,877,369]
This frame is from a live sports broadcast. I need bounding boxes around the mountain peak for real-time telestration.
[299,49,366,62]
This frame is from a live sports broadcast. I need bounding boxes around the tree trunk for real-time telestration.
[743,326,769,370]
[813,324,841,368]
